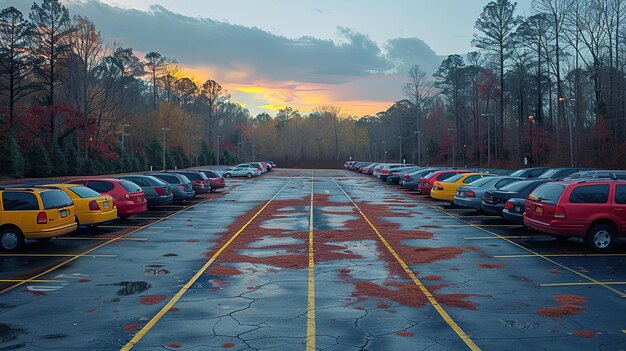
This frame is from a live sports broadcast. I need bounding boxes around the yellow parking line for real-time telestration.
[126,217,161,220]
[0,279,65,283]
[429,206,626,298]
[120,180,293,351]
[306,174,316,351]
[541,282,626,287]
[0,253,116,258]
[496,253,626,258]
[54,237,148,241]
[333,178,481,351]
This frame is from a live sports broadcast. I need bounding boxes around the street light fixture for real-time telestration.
[397,135,403,163]
[162,127,170,170]
[528,115,534,168]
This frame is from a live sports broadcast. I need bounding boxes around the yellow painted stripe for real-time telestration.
[541,282,626,287]
[333,179,481,351]
[0,198,213,296]
[429,206,626,298]
[0,279,64,283]
[120,180,292,351]
[306,173,316,350]
[496,253,626,258]
[0,253,116,258]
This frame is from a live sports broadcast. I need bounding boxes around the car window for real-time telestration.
[145,176,167,186]
[500,180,535,192]
[124,177,147,186]
[569,184,609,204]
[87,181,115,193]
[508,169,526,177]
[444,174,464,183]
[494,178,517,189]
[468,177,495,187]
[40,190,73,209]
[423,172,436,179]
[538,169,558,179]
[154,174,179,184]
[68,186,102,198]
[179,172,201,181]
[178,175,191,184]
[120,180,142,192]
[462,175,482,184]
[616,185,626,204]
[437,173,456,181]
[529,169,546,178]
[2,192,39,211]
[528,183,566,204]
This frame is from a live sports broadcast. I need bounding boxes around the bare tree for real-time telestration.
[403,64,434,164]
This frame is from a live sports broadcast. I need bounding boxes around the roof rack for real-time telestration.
[577,178,626,183]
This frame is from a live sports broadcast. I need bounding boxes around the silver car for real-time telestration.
[224,165,258,178]
[454,176,524,210]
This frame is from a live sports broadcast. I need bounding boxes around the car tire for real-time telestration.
[224,173,231,178]
[585,223,615,251]
[35,237,52,242]
[0,227,25,252]
[246,173,252,178]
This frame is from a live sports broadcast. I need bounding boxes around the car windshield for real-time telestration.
[68,186,102,198]
[499,180,534,192]
[120,179,142,192]
[40,190,73,209]
[467,177,496,187]
[423,172,436,179]
[508,169,526,177]
[537,169,559,178]
[528,183,566,204]
[444,174,465,183]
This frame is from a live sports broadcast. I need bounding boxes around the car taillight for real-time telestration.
[382,170,389,174]
[257,168,261,171]
[466,190,476,198]
[554,206,566,219]
[178,185,185,189]
[155,187,165,195]
[124,193,131,200]
[37,212,47,224]
[88,200,100,211]
[392,172,398,176]
[504,201,514,210]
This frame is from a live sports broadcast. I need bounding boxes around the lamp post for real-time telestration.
[559,97,575,167]
[448,128,457,167]
[121,124,130,155]
[481,113,493,168]
[528,115,534,168]
[463,144,467,167]
[217,135,221,166]
[162,127,170,170]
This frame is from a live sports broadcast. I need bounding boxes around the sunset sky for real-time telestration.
[5,0,532,117]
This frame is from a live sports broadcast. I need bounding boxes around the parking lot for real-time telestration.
[1,169,625,350]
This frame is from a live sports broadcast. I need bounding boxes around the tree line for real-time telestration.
[2,0,626,178]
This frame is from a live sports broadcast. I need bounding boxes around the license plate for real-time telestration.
[535,206,543,214]
[104,202,110,209]
[137,196,142,202]
[60,210,67,218]
[514,206,520,212]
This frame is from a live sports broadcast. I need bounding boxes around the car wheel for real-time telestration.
[224,173,231,178]
[246,173,252,178]
[0,228,25,252]
[586,223,615,251]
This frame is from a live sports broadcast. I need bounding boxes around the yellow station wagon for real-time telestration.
[0,187,77,252]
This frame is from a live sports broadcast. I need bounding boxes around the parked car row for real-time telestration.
[346,161,626,251]
[223,161,276,178]
[0,168,226,252]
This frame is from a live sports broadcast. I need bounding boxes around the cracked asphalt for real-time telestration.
[1,169,626,350]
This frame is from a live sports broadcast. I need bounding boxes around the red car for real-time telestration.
[67,178,147,218]
[524,180,626,251]
[418,170,472,195]
[191,169,226,191]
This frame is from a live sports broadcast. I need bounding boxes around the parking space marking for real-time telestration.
[428,206,626,298]
[121,180,293,351]
[464,236,540,240]
[99,225,142,229]
[0,197,214,296]
[496,253,626,258]
[307,174,316,351]
[333,179,481,351]
[0,279,65,283]
[541,282,626,287]
[0,253,117,258]
[54,237,148,241]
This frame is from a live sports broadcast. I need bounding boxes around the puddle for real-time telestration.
[238,248,296,258]
[318,206,354,213]
[260,217,309,231]
[97,281,151,296]
[144,269,170,275]
[248,236,305,248]
[0,323,25,343]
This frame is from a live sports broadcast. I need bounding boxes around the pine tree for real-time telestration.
[26,138,51,177]
[0,131,26,178]
[50,142,68,176]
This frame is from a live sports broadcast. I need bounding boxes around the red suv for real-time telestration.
[524,180,626,251]
[418,170,472,195]
[67,179,147,218]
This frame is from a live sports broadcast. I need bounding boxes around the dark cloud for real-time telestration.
[1,0,444,83]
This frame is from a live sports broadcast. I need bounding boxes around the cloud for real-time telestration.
[385,37,444,75]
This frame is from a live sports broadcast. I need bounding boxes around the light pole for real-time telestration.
[448,128,457,167]
[559,97,575,167]
[217,135,221,166]
[398,135,403,163]
[481,113,493,168]
[528,115,534,168]
[463,144,467,167]
[121,124,130,155]
[162,127,170,170]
